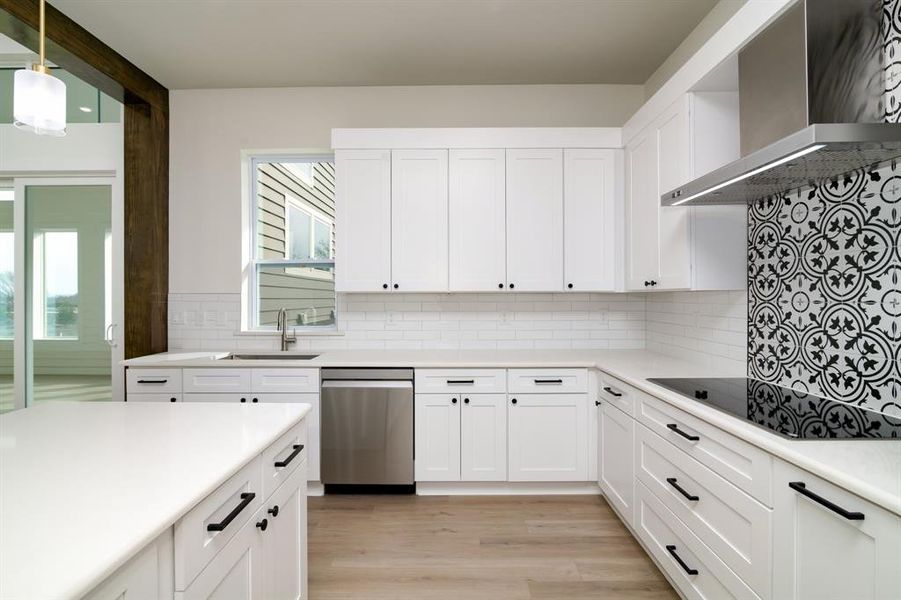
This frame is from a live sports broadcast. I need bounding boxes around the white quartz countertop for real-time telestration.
[124,349,901,516]
[0,401,310,600]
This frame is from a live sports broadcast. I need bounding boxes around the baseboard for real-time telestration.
[415,481,603,496]
[308,481,324,496]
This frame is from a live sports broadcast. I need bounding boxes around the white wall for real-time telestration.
[169,83,643,294]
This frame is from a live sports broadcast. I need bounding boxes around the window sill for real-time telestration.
[236,328,344,337]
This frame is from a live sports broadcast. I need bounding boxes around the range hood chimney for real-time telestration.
[662,0,901,207]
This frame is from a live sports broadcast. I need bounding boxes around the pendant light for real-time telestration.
[13,0,67,137]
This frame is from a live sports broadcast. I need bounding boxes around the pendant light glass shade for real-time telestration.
[14,68,67,137]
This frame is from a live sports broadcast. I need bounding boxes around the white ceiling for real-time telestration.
[51,0,718,90]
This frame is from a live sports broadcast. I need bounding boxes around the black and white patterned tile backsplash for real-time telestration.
[748,162,901,416]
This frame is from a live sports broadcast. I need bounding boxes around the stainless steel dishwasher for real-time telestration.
[320,368,414,492]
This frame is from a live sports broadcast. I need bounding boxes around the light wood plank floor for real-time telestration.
[308,494,678,600]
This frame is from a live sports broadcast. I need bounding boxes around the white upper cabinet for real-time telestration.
[335,149,392,292]
[625,127,661,290]
[563,149,620,292]
[625,94,745,292]
[505,149,564,292]
[654,97,693,290]
[391,149,449,292]
[449,149,506,292]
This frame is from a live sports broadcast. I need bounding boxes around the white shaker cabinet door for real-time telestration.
[414,394,461,482]
[391,149,448,292]
[460,393,507,482]
[773,460,901,600]
[449,149,507,292]
[335,149,392,292]
[625,127,660,291]
[262,463,308,600]
[505,149,563,292]
[599,400,634,524]
[563,148,619,292]
[654,97,692,290]
[507,393,588,482]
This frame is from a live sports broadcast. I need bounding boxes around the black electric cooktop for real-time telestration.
[647,377,901,440]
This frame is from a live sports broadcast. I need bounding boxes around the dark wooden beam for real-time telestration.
[1,0,170,359]
[0,0,167,111]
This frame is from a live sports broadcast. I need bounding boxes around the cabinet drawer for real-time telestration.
[599,375,634,416]
[174,456,263,590]
[251,368,319,393]
[637,392,772,506]
[416,369,507,394]
[182,393,253,403]
[635,481,761,600]
[636,424,772,597]
[183,368,252,393]
[256,393,320,482]
[260,419,308,499]
[127,393,181,403]
[508,369,587,394]
[126,368,182,394]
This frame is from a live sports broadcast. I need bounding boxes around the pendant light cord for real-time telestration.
[38,0,45,68]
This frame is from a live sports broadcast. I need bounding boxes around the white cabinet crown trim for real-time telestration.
[332,127,623,149]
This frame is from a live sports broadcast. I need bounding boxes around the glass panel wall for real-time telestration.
[0,185,12,413]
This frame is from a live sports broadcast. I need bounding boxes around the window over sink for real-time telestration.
[248,155,336,330]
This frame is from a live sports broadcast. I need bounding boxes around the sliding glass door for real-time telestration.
[4,178,122,411]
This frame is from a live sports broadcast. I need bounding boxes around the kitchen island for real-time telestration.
[0,401,310,599]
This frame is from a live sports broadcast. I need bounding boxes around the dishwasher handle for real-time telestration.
[321,380,413,389]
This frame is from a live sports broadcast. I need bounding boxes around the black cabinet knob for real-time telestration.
[509,283,514,289]
[498,283,504,289]
[252,397,258,403]
[511,398,517,404]
[256,518,268,531]
[240,398,246,403]
[651,280,657,286]
[644,281,651,287]
[393,283,399,289]
[595,400,601,406]
[451,398,457,404]
[383,283,388,289]
[567,283,573,289]
[268,505,279,518]
[170,397,176,403]
[464,398,470,404]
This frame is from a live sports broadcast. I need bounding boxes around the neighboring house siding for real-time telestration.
[256,161,336,327]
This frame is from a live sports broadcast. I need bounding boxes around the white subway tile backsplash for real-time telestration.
[168,290,747,363]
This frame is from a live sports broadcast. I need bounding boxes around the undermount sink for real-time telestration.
[218,353,319,361]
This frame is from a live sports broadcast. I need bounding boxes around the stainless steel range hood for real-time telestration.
[662,0,901,207]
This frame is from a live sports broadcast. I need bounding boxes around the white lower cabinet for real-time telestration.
[508,393,587,481]
[460,393,507,481]
[262,463,308,600]
[414,394,461,482]
[85,532,174,600]
[598,400,634,522]
[255,393,320,483]
[772,460,901,600]
[634,481,761,600]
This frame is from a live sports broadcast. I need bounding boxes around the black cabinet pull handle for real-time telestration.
[665,545,698,575]
[207,492,256,532]
[666,477,699,501]
[268,505,279,518]
[256,518,268,531]
[534,379,563,384]
[603,386,623,397]
[274,444,304,468]
[511,398,517,404]
[667,423,699,441]
[464,398,470,404]
[137,379,167,384]
[789,482,864,520]
[447,379,474,385]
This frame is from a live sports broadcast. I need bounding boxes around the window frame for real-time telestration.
[248,154,336,331]
[0,229,13,340]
